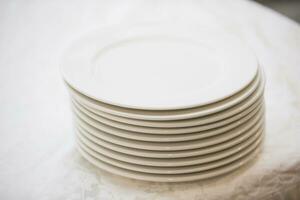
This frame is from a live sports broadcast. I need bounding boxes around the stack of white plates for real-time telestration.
[61,23,265,182]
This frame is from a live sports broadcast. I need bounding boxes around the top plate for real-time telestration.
[61,23,258,110]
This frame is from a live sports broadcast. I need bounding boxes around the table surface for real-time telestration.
[0,0,300,199]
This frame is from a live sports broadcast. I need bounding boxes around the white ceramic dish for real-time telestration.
[72,90,264,135]
[76,123,263,166]
[77,130,263,174]
[73,100,263,142]
[74,109,264,152]
[67,69,263,121]
[61,23,258,110]
[73,79,262,129]
[77,125,263,167]
[69,68,261,122]
[76,116,263,159]
[76,141,262,182]
[73,74,259,128]
[72,97,263,135]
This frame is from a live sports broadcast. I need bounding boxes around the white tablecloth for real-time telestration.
[0,0,300,199]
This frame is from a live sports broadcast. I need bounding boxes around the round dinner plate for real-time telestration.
[77,129,263,174]
[73,91,263,134]
[72,76,261,129]
[76,140,262,182]
[72,96,263,135]
[76,114,263,159]
[61,23,258,110]
[77,126,263,166]
[74,108,264,152]
[67,69,263,121]
[73,100,263,142]
[62,22,266,182]
[72,72,261,128]
[77,111,265,159]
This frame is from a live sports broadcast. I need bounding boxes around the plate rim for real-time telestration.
[61,23,259,111]
[73,99,264,141]
[73,110,265,151]
[76,140,262,182]
[76,129,263,174]
[67,68,264,121]
[76,116,262,159]
[72,94,264,135]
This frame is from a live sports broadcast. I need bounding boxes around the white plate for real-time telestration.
[73,95,263,135]
[76,141,262,182]
[74,109,264,152]
[76,115,263,159]
[62,23,258,110]
[73,100,263,141]
[75,122,264,166]
[77,125,263,167]
[67,69,263,121]
[73,72,261,128]
[77,129,263,174]
[73,77,261,129]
